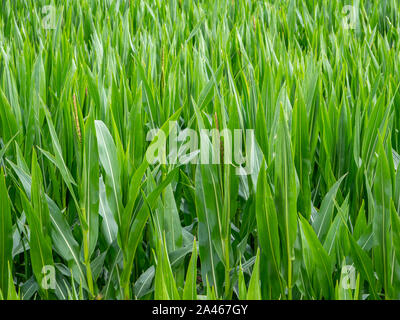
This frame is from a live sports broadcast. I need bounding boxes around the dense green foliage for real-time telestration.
[1,0,400,300]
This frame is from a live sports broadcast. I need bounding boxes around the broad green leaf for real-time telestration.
[20,151,54,298]
[95,120,124,241]
[313,175,346,242]
[81,116,99,258]
[348,233,380,299]
[300,215,333,298]
[134,266,155,299]
[182,239,198,300]
[255,161,282,298]
[246,250,261,300]
[373,135,392,293]
[0,169,13,297]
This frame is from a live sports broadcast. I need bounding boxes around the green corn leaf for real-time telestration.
[348,232,380,300]
[95,120,124,242]
[313,174,346,242]
[20,151,54,298]
[373,135,392,294]
[182,239,198,300]
[300,215,333,299]
[0,169,13,297]
[8,159,87,290]
[238,263,247,300]
[255,161,282,297]
[275,107,297,298]
[246,250,261,300]
[81,116,100,257]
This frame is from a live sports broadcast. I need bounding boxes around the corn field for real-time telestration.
[1,0,400,300]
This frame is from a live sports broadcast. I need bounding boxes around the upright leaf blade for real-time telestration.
[0,169,13,297]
